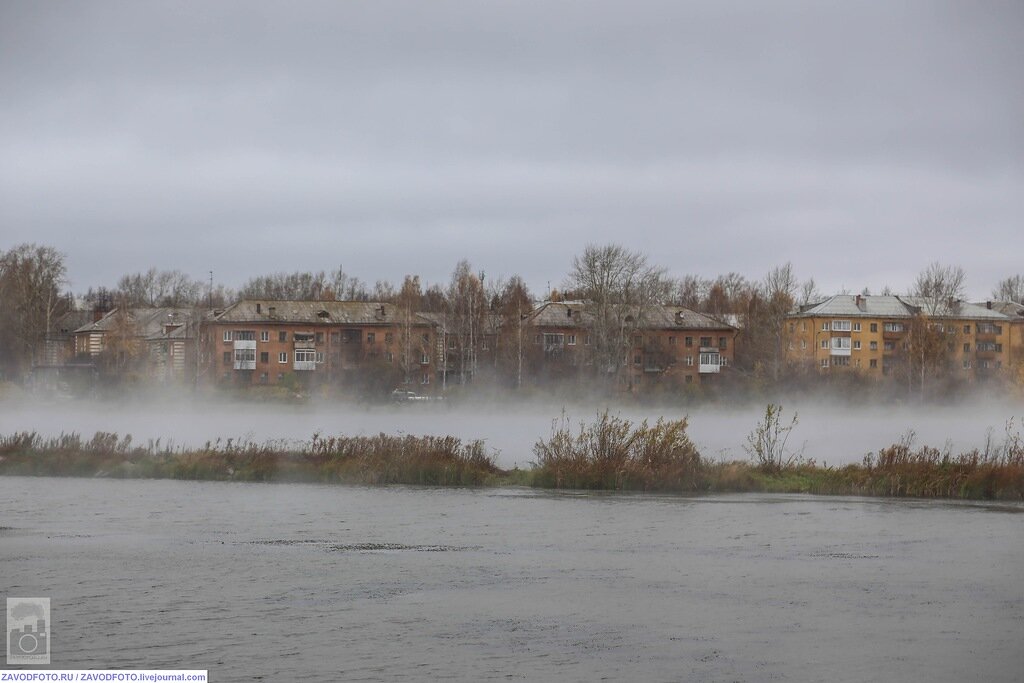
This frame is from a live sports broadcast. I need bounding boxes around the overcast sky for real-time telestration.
[2,1,1021,299]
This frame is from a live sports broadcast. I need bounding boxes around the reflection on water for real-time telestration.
[1,477,1022,682]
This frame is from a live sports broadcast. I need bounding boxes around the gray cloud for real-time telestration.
[2,1,1021,297]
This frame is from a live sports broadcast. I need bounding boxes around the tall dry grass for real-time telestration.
[531,411,705,491]
[0,430,499,486]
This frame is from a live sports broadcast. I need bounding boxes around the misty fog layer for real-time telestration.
[2,401,1018,470]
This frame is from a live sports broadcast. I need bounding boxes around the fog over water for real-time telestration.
[2,399,1019,468]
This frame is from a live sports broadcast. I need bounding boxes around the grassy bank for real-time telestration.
[1,412,1022,501]
[0,431,500,486]
[529,411,1024,501]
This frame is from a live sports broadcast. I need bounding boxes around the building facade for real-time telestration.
[784,295,1020,383]
[201,300,438,392]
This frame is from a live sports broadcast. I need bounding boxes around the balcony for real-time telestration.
[698,348,721,374]
[233,340,256,370]
[293,349,317,371]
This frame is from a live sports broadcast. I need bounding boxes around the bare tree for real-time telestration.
[568,244,667,380]
[798,278,821,306]
[494,275,533,387]
[992,274,1023,304]
[446,260,486,385]
[912,262,966,315]
[0,244,69,377]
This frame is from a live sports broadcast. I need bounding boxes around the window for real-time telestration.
[669,336,676,345]
[279,331,287,342]
[260,352,269,363]
[977,323,1002,335]
[567,335,576,346]
[234,348,255,364]
[852,322,861,332]
[260,331,269,343]
[963,325,970,334]
[316,332,324,344]
[535,334,541,344]
[223,331,232,342]
[869,359,877,368]
[870,323,878,333]
[422,333,430,343]
[385,351,394,362]
[883,322,904,333]
[800,340,807,350]
[634,354,642,365]
[420,353,430,365]
[788,323,795,333]
[235,330,255,341]
[685,336,693,347]
[853,340,861,350]
[832,320,851,332]
[963,343,970,353]
[870,341,878,351]
[854,359,861,368]
[449,338,457,350]
[820,339,828,349]
[699,352,719,366]
[278,352,288,363]
[821,322,830,331]
[294,349,316,363]
[316,352,324,363]
[801,322,807,332]
[976,342,1001,352]
[481,339,490,351]
[584,335,591,345]
[367,332,375,343]
[421,373,430,385]
[700,337,712,347]
[223,351,231,365]
[259,372,268,384]
[884,342,895,351]
[963,359,971,369]
[385,333,393,344]
[685,356,693,366]
[685,375,693,384]
[331,331,340,345]
[719,337,727,349]
[832,356,850,366]
[831,337,851,350]
[820,358,830,368]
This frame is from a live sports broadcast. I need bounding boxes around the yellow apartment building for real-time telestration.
[784,294,1020,383]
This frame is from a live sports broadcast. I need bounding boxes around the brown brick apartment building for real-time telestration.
[202,300,438,392]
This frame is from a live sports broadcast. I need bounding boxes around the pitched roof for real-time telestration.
[74,307,199,336]
[212,300,432,326]
[790,294,1011,320]
[526,302,733,330]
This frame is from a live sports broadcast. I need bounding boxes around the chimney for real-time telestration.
[256,303,261,314]
[375,305,386,320]
[567,307,573,318]
[986,301,993,310]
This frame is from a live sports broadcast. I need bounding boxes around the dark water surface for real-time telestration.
[1,477,1022,682]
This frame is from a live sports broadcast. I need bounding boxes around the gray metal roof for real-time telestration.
[790,295,1012,320]
[74,307,199,336]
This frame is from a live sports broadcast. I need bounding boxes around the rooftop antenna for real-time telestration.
[208,271,213,308]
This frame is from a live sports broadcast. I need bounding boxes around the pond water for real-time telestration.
[1,477,1021,682]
